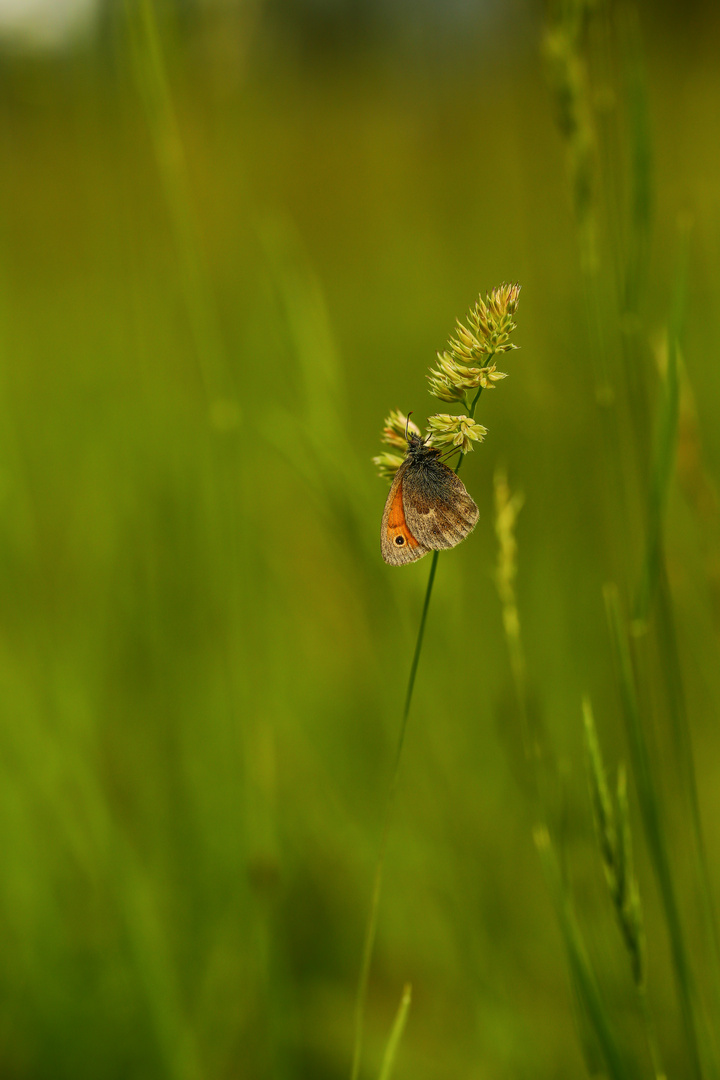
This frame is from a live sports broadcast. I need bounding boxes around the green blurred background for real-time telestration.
[2,0,720,1076]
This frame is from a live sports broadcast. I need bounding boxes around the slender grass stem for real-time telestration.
[606,584,708,1080]
[534,826,631,1080]
[351,391,484,1079]
[124,0,230,406]
[349,550,438,1080]
[402,552,440,726]
[637,984,666,1080]
[629,229,720,1073]
[378,985,412,1080]
[496,478,632,1077]
[656,562,720,1036]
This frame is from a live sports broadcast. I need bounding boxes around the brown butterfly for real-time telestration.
[381,431,479,565]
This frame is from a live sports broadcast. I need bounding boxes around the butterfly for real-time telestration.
[381,432,479,565]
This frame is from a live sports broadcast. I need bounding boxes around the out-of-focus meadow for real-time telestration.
[3,0,720,1076]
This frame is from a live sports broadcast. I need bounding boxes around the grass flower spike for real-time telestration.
[426,414,487,455]
[375,287,520,476]
[583,699,646,991]
[427,355,508,404]
[476,363,509,389]
[428,284,520,405]
[451,283,520,358]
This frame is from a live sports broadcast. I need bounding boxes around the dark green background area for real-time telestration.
[2,1,720,1076]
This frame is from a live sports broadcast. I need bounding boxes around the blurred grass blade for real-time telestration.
[124,0,230,405]
[258,215,345,448]
[582,696,616,880]
[655,558,720,1040]
[620,4,653,316]
[633,218,720,1055]
[583,699,668,1074]
[351,825,389,1080]
[378,984,412,1080]
[255,216,379,565]
[634,225,687,625]
[256,216,359,492]
[605,584,713,1080]
[534,825,631,1080]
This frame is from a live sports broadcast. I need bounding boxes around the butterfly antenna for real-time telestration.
[405,412,413,442]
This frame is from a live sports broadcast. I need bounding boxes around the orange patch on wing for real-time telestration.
[385,479,420,548]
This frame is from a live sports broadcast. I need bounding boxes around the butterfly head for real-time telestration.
[403,412,437,459]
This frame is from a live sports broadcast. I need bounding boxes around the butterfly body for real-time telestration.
[381,433,479,565]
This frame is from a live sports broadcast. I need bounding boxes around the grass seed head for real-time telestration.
[427,414,487,454]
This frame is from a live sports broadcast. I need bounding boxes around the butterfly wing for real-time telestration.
[381,462,432,565]
[402,460,479,551]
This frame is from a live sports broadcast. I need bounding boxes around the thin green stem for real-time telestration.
[455,386,483,477]
[402,552,440,728]
[350,548,439,1080]
[535,826,631,1080]
[606,584,706,1080]
[351,390,484,1080]
[637,984,665,1080]
[124,0,230,406]
[469,385,484,413]
[378,984,412,1080]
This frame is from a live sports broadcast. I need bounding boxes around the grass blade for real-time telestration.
[378,984,412,1080]
[123,0,230,405]
[633,230,686,626]
[534,825,632,1080]
[605,584,712,1080]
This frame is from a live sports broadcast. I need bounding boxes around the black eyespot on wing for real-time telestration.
[394,536,405,546]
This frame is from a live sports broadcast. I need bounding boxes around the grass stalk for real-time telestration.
[583,697,666,1077]
[654,560,720,1029]
[545,8,716,1068]
[534,826,632,1080]
[637,985,666,1080]
[495,476,632,1075]
[123,0,230,405]
[605,583,709,1080]
[377,984,412,1080]
[493,469,540,812]
[633,231,685,626]
[629,226,720,1070]
[352,390,484,1080]
[402,551,439,725]
[349,551,437,1080]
